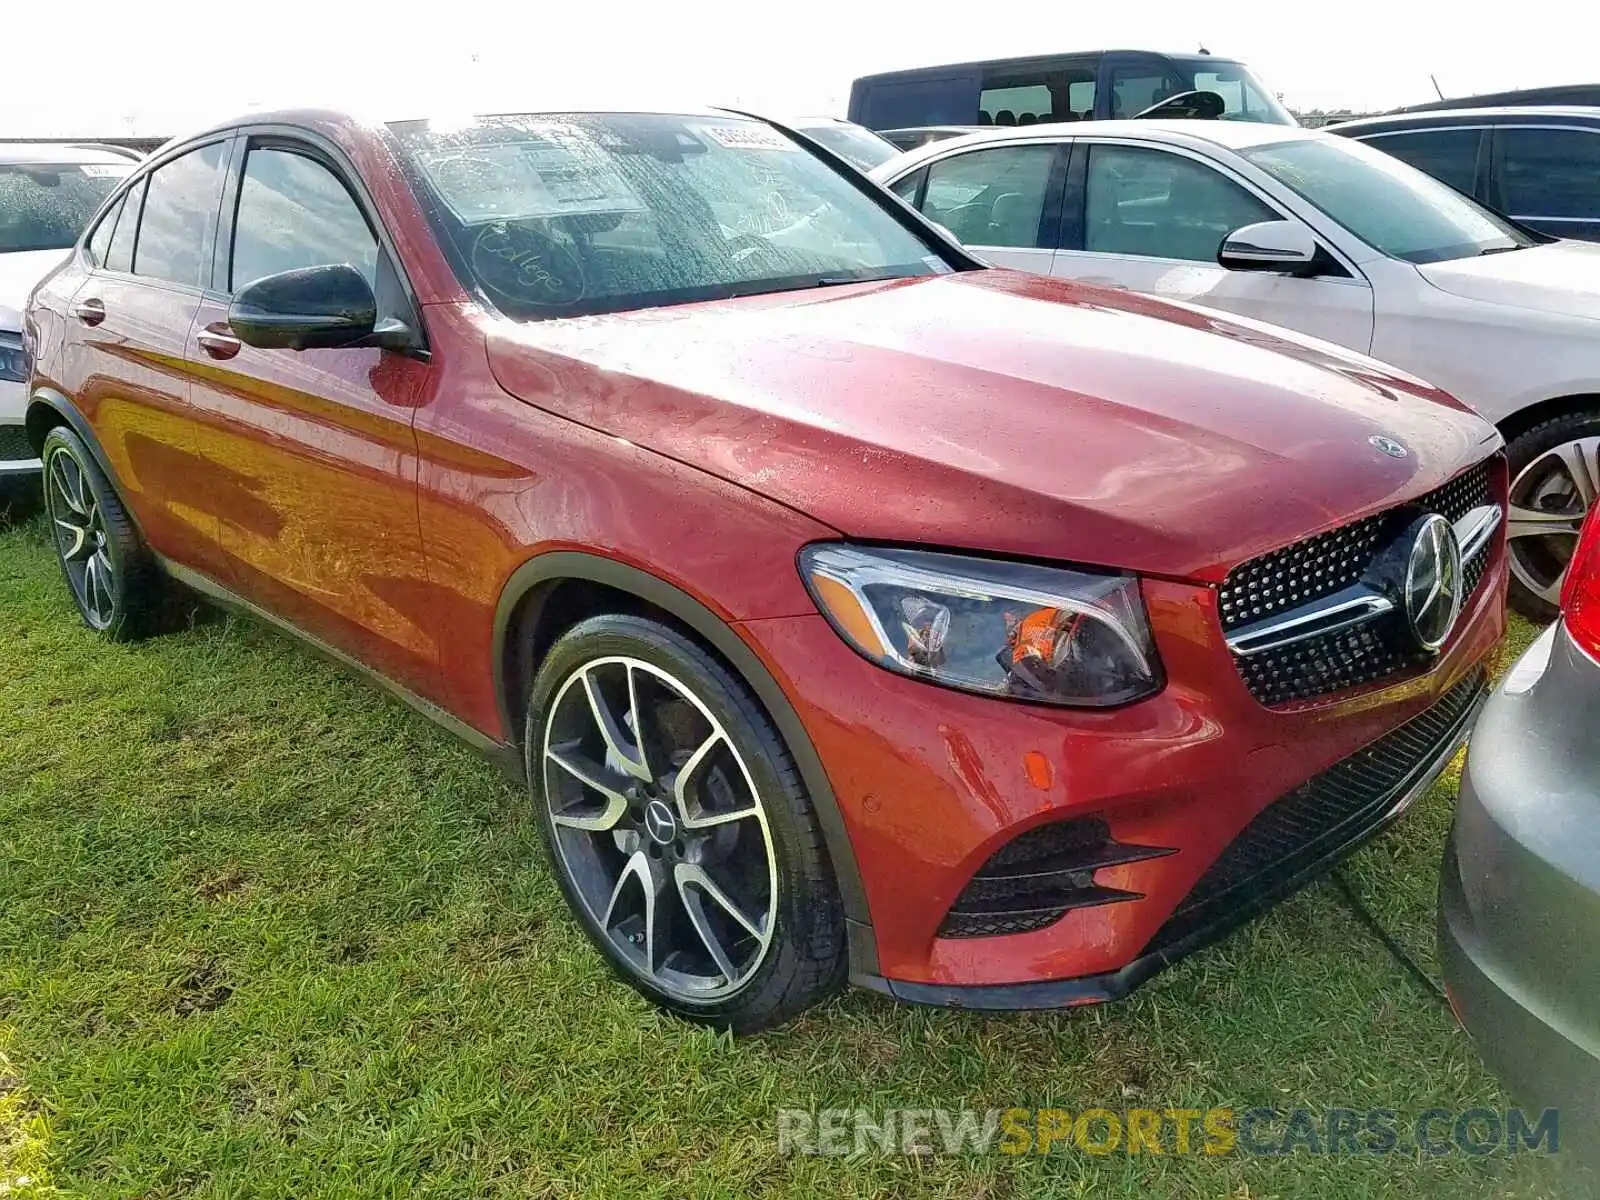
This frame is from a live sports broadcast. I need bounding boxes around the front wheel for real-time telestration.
[526,613,847,1031]
[1505,414,1600,622]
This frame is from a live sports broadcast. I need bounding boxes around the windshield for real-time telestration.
[1177,61,1294,125]
[1242,137,1536,263]
[0,161,132,254]
[391,113,950,320]
[797,122,899,171]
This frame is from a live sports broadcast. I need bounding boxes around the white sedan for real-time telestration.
[872,120,1600,619]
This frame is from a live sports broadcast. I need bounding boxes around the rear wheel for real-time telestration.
[526,613,846,1031]
[41,425,159,640]
[1505,413,1600,621]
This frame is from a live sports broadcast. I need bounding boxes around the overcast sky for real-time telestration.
[6,0,1595,137]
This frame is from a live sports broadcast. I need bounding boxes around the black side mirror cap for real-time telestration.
[227,263,378,351]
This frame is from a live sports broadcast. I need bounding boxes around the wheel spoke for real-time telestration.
[625,663,652,781]
[1506,501,1583,542]
[669,731,758,829]
[54,517,88,560]
[83,554,107,622]
[545,743,631,830]
[677,862,765,941]
[602,850,659,973]
[676,870,739,982]
[1548,438,1600,507]
[582,667,650,781]
[51,458,87,517]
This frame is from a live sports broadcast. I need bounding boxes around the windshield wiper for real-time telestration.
[1477,244,1525,256]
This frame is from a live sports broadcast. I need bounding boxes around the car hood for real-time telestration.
[1417,240,1600,321]
[0,249,68,331]
[485,270,1497,581]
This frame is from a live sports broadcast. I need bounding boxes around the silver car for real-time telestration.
[1441,507,1600,1143]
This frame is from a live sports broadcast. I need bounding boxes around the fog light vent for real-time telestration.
[938,817,1175,939]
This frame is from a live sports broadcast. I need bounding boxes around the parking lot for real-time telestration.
[0,507,1573,1197]
[6,12,1600,1195]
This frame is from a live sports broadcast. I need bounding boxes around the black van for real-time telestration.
[847,49,1295,132]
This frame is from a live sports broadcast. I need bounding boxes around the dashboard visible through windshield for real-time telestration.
[391,112,954,320]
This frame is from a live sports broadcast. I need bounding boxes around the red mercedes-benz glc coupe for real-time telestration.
[22,106,1506,1030]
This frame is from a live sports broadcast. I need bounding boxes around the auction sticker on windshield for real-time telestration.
[414,123,646,226]
[697,123,798,152]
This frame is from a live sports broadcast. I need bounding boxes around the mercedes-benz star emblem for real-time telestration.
[1403,513,1463,652]
[1370,434,1409,459]
[643,799,678,845]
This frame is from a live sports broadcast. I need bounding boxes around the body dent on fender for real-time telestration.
[491,549,875,949]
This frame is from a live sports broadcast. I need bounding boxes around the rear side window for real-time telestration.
[1499,127,1600,218]
[919,145,1058,248]
[86,193,125,265]
[105,179,144,273]
[1363,128,1481,195]
[133,142,228,287]
[229,146,379,291]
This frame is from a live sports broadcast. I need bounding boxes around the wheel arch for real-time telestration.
[493,550,876,946]
[1497,392,1600,446]
[25,389,133,512]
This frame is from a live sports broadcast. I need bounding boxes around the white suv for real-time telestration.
[1,144,135,488]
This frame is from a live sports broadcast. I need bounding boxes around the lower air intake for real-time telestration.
[938,816,1175,939]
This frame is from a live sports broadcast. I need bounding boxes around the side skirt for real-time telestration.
[157,556,526,785]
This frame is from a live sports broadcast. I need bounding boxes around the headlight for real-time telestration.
[0,333,25,384]
[799,544,1162,707]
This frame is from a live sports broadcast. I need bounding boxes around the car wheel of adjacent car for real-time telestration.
[41,425,159,641]
[526,613,847,1031]
[1505,413,1600,622]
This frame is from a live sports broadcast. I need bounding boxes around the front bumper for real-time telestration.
[739,547,1507,1000]
[1440,621,1600,1139]
[0,380,41,477]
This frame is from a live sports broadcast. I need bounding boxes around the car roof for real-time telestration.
[870,118,1317,176]
[854,49,1240,83]
[0,142,141,165]
[1332,106,1600,134]
[151,102,760,155]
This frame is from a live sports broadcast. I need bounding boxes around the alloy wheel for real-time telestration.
[46,448,117,629]
[541,655,779,1002]
[1507,436,1600,609]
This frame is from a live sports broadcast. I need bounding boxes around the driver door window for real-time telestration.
[1083,144,1277,263]
[1054,141,1374,354]
[231,147,379,291]
[916,144,1061,271]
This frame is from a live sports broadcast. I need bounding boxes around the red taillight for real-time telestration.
[1562,505,1600,659]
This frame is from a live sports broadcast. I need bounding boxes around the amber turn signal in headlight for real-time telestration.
[799,544,1162,707]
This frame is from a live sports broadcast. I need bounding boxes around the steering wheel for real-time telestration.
[470,223,587,308]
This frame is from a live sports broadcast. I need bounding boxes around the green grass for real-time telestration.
[0,506,1582,1198]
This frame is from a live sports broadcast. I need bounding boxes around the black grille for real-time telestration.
[1221,461,1496,706]
[0,425,33,463]
[1146,670,1485,956]
[939,817,1174,939]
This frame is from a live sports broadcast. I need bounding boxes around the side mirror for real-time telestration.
[1217,220,1322,277]
[227,264,377,351]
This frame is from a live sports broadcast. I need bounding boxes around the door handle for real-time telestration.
[196,327,242,360]
[71,297,106,326]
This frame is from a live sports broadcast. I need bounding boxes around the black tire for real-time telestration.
[1505,411,1600,622]
[40,425,161,641]
[526,613,847,1032]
